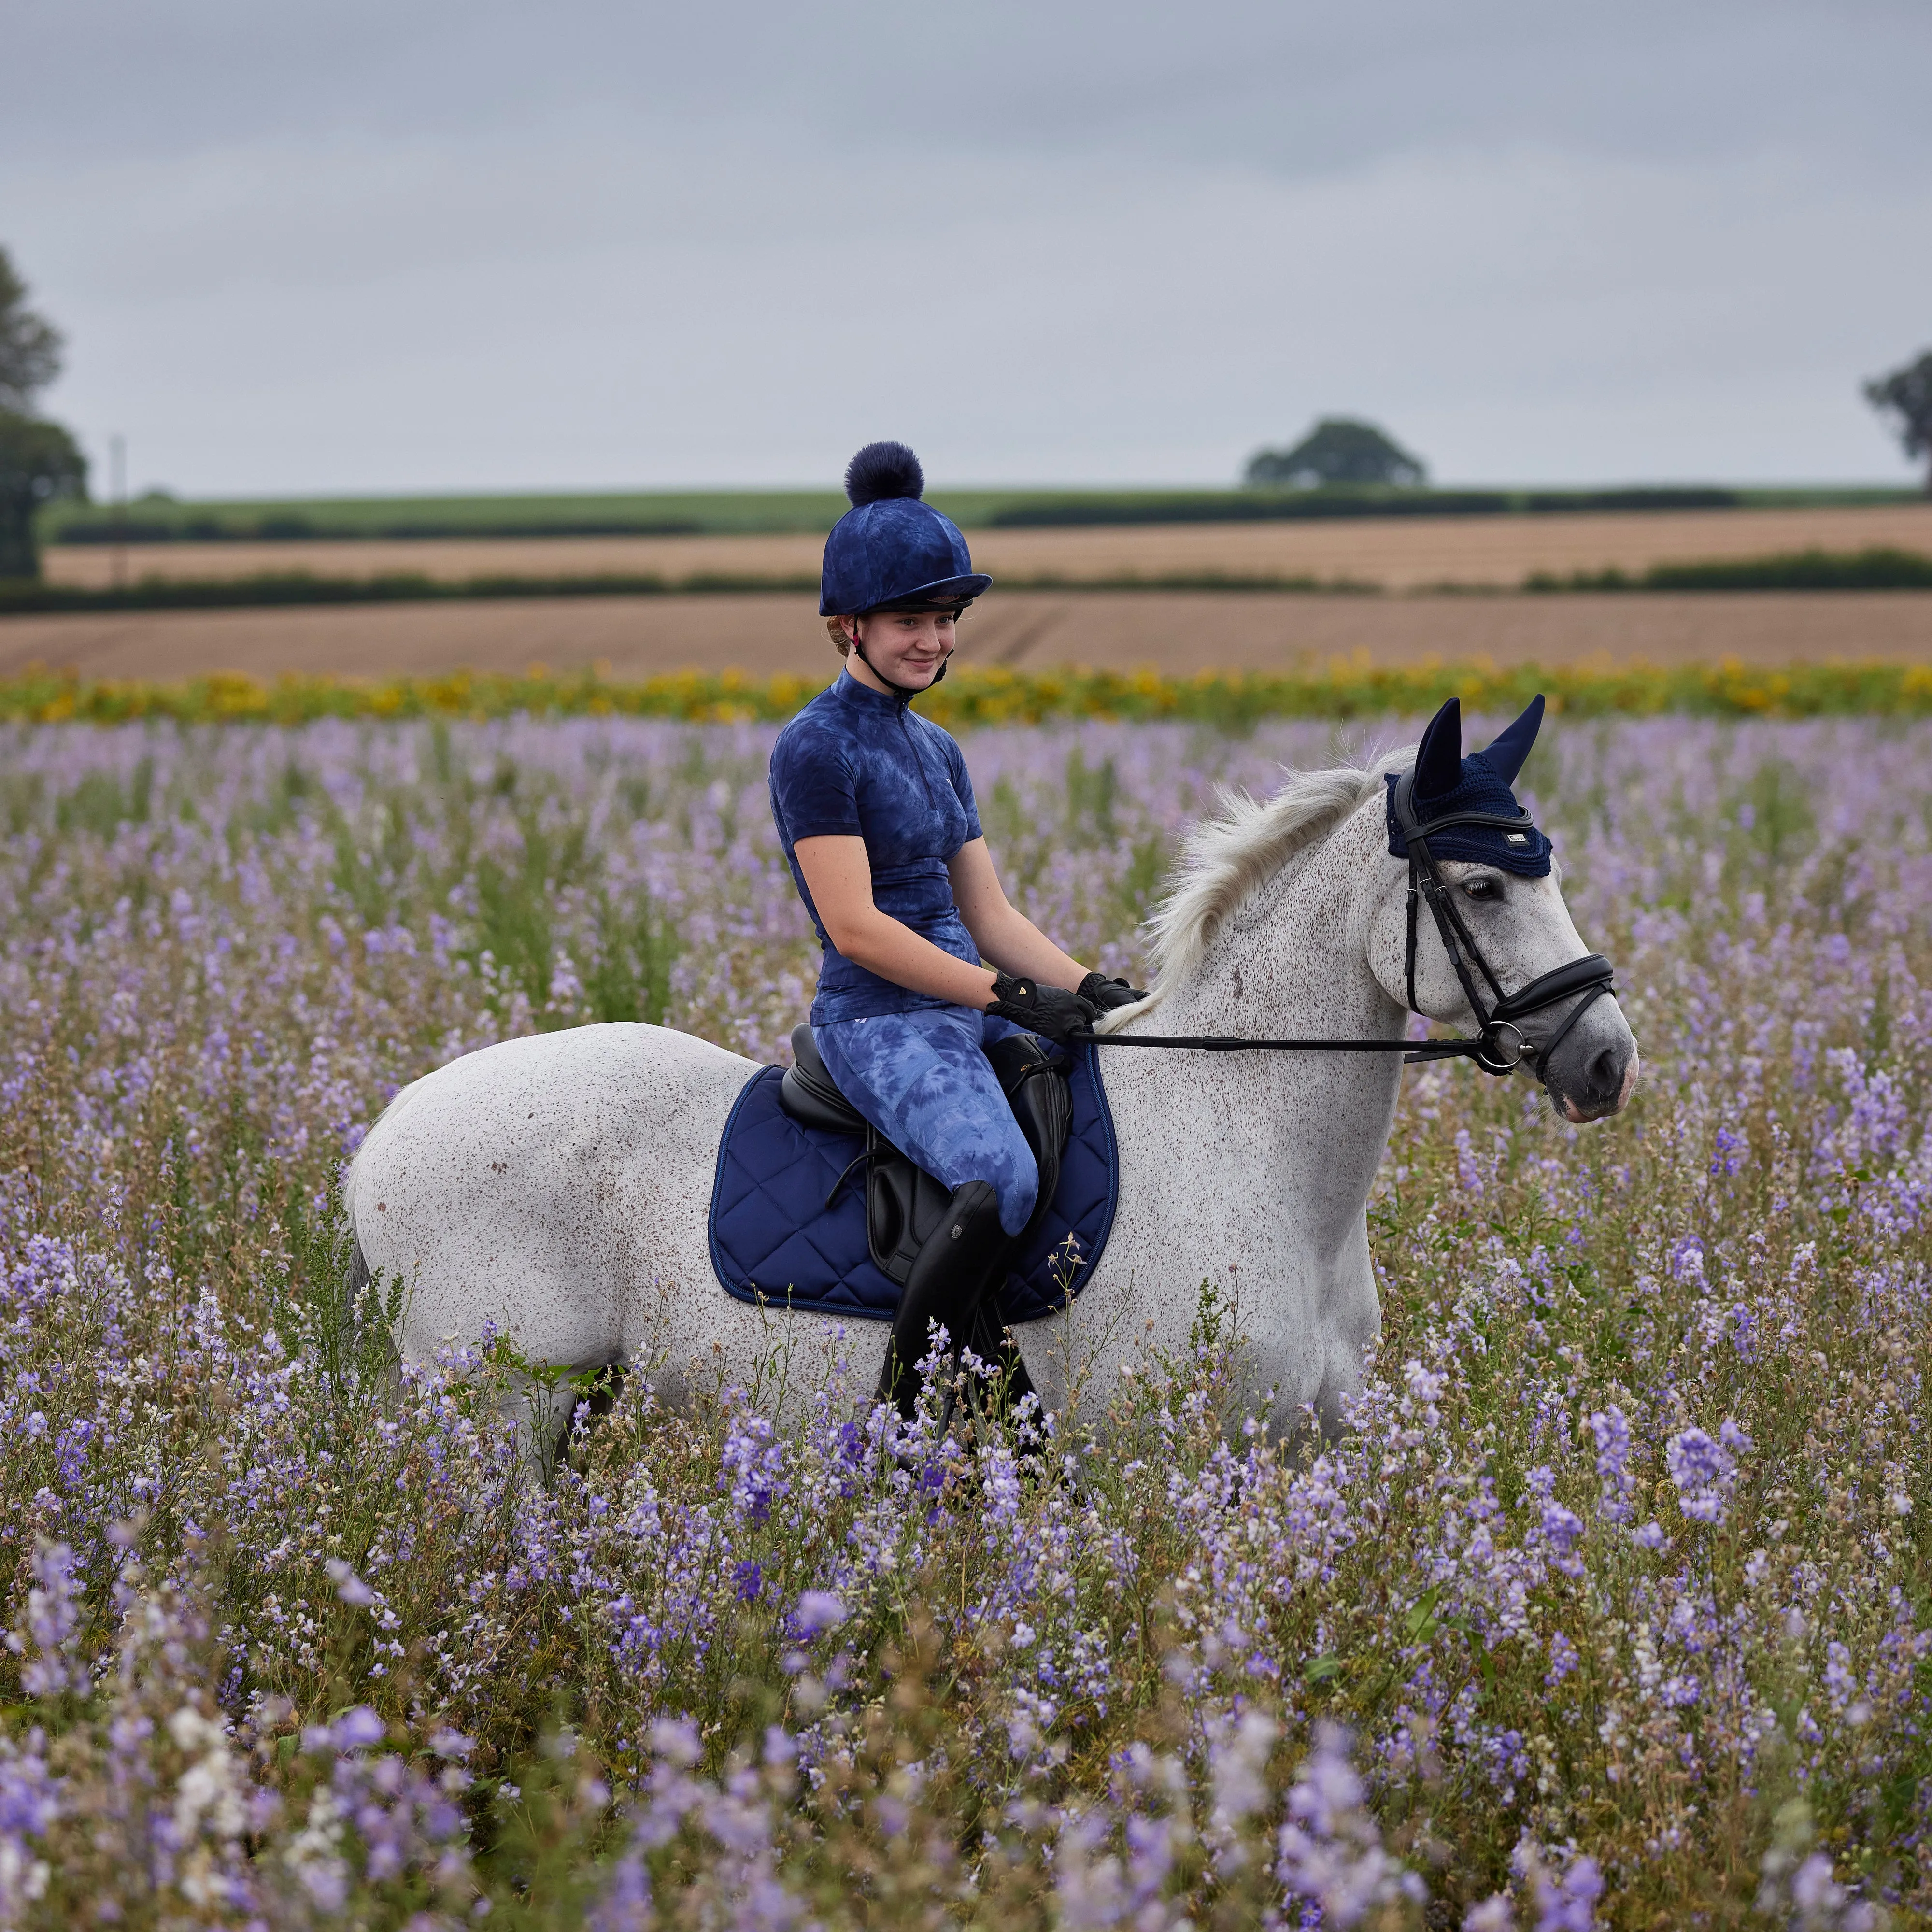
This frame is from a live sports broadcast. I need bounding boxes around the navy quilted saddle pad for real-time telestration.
[707,1043,1119,1325]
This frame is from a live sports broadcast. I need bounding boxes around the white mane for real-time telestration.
[1105,743,1416,1026]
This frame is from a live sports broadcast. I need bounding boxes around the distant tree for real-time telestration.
[0,248,85,579]
[1865,350,1932,494]
[1244,417,1427,489]
[0,411,87,578]
[0,248,64,412]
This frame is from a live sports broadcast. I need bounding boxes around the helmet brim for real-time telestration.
[823,572,993,617]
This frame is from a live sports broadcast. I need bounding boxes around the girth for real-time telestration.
[779,1025,1072,1286]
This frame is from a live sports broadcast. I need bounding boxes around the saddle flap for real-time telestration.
[772,1021,1080,1286]
[779,1024,868,1136]
[867,1140,955,1287]
[985,1035,1074,1245]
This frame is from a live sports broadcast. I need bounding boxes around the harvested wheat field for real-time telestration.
[41,500,1932,592]
[5,590,1932,685]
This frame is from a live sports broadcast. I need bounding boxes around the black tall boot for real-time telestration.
[876,1179,1007,1420]
[965,1294,1037,1416]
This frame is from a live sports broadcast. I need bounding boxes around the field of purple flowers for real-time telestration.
[0,710,1927,1928]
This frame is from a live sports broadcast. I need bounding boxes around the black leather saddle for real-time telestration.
[779,1023,1073,1288]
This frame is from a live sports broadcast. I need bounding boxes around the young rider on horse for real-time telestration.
[768,441,1142,1418]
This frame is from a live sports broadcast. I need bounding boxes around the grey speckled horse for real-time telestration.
[347,742,1637,1434]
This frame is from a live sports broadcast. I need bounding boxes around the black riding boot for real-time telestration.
[965,1294,1038,1415]
[876,1179,1007,1420]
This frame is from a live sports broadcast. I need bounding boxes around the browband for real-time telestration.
[1390,770,1539,847]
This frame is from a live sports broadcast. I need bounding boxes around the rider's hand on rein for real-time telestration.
[989,973,1102,1044]
[1078,972,1149,1012]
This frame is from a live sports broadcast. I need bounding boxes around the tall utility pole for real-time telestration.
[109,434,127,590]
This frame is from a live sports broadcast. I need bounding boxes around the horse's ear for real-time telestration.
[1413,697,1463,800]
[1481,694,1546,786]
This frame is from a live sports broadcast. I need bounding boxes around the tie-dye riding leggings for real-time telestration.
[812,1005,1039,1239]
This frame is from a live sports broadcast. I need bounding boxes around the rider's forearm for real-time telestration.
[966,904,1090,991]
[824,907,1001,1007]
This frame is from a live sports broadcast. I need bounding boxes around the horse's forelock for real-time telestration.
[1136,746,1416,1001]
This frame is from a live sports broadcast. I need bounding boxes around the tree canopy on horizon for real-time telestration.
[1244,418,1428,490]
[0,247,88,581]
[1865,350,1932,494]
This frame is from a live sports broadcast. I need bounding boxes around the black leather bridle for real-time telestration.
[1384,767,1617,1076]
[1080,768,1619,1080]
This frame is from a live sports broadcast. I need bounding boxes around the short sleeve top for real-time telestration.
[768,671,984,1023]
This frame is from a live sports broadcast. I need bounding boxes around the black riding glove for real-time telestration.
[987,973,1099,1044]
[1078,971,1149,1012]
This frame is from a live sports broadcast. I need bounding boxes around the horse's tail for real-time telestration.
[344,1222,373,1303]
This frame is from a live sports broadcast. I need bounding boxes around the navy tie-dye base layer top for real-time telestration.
[768,671,985,1023]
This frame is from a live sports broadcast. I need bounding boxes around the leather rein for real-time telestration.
[1077,770,1618,1080]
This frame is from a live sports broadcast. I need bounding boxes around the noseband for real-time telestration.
[1080,768,1618,1079]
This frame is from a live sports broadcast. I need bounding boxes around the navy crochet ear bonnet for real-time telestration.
[819,442,993,617]
[1386,695,1554,877]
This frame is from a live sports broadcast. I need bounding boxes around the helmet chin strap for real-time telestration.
[848,614,954,702]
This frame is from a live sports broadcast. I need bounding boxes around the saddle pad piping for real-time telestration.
[705,1065,777,1311]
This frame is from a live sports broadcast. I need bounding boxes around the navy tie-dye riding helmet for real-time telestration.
[1385,695,1554,877]
[819,442,993,617]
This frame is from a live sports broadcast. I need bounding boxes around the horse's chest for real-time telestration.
[1105,1063,1388,1264]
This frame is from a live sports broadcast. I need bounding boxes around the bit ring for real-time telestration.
[1476,1021,1527,1074]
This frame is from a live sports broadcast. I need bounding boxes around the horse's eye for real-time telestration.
[1463,877,1501,902]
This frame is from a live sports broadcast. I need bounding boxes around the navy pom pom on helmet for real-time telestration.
[844,440,925,505]
[819,441,993,617]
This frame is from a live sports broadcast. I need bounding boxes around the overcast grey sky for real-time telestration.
[6,1,1929,496]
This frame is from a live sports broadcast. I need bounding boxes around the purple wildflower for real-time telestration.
[324,1558,376,1607]
[1514,1845,1603,1932]
[1274,1723,1423,1925]
[790,1591,845,1638]
[1666,1424,1742,1525]
[14,1541,88,1698]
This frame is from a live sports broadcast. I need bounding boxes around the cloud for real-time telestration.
[8,1,1929,491]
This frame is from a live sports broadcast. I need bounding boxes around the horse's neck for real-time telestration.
[1106,803,1405,1219]
[1150,805,1400,1042]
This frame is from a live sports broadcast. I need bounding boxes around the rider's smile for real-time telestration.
[840,610,956,695]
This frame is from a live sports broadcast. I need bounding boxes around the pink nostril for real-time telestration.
[1617,1051,1641,1108]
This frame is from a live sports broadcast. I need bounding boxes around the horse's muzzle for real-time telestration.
[1540,1006,1639,1122]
